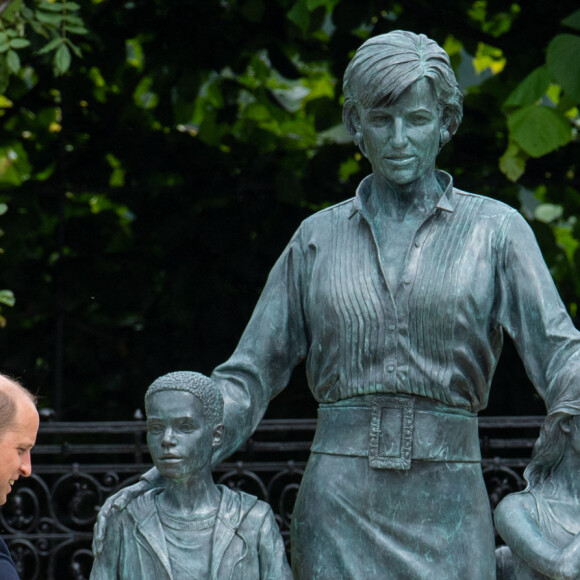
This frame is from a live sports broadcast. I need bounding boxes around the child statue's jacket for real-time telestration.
[90,484,292,579]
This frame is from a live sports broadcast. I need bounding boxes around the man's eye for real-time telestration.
[179,422,196,432]
[148,424,163,434]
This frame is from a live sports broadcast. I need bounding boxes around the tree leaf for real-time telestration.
[0,290,15,307]
[65,39,83,58]
[35,10,62,25]
[554,223,580,264]
[504,66,550,107]
[64,25,88,35]
[36,36,64,55]
[562,9,580,31]
[6,49,20,74]
[546,34,580,101]
[287,0,309,34]
[54,43,71,75]
[508,105,571,157]
[65,14,84,26]
[535,203,563,223]
[9,38,31,49]
[499,141,527,182]
[38,1,65,12]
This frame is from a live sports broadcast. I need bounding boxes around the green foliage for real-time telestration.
[507,105,571,157]
[0,0,87,89]
[500,9,580,182]
[546,33,580,102]
[0,0,578,419]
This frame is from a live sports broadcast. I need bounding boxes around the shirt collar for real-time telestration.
[349,170,455,219]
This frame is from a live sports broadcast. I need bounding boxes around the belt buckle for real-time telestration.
[369,395,414,470]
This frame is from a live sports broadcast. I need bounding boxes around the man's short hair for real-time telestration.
[343,30,463,139]
[145,371,223,427]
[0,374,37,439]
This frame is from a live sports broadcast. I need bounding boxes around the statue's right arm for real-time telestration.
[92,467,164,550]
[211,233,309,464]
[495,492,580,580]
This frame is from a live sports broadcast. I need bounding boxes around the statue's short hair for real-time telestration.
[145,371,223,427]
[0,374,37,439]
[343,30,463,139]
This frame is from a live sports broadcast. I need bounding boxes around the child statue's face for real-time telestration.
[146,390,216,480]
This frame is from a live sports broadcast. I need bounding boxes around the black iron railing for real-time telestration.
[1,416,543,580]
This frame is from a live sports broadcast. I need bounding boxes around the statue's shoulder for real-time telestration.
[216,485,274,526]
[452,188,524,238]
[303,197,355,223]
[453,187,518,217]
[281,197,356,249]
[123,488,161,521]
[495,490,537,524]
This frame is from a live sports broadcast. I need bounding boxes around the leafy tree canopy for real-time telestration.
[0,0,578,420]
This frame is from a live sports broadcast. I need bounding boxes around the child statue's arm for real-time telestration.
[495,492,580,580]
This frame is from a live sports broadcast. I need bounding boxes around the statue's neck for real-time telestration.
[159,471,220,518]
[370,171,441,222]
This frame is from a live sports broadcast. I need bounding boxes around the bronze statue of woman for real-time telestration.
[97,30,580,579]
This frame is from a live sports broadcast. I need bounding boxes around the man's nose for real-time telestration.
[19,451,32,477]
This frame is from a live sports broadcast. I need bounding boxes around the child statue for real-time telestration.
[494,384,580,579]
[90,371,292,579]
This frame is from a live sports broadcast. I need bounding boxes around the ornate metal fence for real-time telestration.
[1,415,542,580]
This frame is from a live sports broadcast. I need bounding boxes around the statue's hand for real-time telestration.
[557,534,580,580]
[557,559,580,580]
[93,468,162,555]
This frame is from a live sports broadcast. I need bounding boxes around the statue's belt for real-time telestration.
[311,394,481,470]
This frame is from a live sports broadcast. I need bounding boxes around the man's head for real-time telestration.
[145,372,224,479]
[343,30,463,149]
[0,374,39,505]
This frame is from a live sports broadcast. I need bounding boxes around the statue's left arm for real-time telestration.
[496,211,580,411]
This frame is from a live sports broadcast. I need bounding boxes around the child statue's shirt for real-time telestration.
[156,495,217,579]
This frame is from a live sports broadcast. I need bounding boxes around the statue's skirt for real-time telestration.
[290,397,496,579]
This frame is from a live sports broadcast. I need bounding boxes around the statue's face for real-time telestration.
[147,391,215,480]
[359,77,441,187]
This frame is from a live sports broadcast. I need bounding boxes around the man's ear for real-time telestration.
[212,423,225,448]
